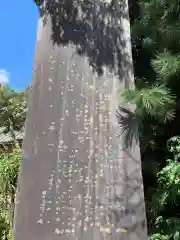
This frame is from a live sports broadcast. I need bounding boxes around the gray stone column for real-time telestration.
[13,0,147,239]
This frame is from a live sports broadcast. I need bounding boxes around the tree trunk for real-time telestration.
[13,0,147,239]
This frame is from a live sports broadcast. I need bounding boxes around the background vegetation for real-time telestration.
[129,0,180,238]
[1,0,180,239]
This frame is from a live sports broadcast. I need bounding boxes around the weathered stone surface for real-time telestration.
[13,0,147,239]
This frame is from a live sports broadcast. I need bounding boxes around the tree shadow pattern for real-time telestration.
[34,0,131,79]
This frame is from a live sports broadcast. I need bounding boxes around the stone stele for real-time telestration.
[13,0,148,239]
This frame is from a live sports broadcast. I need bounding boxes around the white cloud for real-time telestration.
[0,69,9,84]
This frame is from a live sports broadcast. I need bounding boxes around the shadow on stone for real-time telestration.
[34,0,131,78]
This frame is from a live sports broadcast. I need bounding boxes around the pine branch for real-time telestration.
[120,85,175,122]
[151,51,180,82]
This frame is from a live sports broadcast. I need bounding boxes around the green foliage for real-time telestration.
[0,85,26,239]
[167,136,180,161]
[130,0,180,238]
[148,137,180,239]
[149,233,169,240]
[0,85,27,134]
[151,160,180,214]
[151,51,180,83]
[0,148,20,240]
[119,84,175,148]
[121,85,175,122]
[0,148,20,197]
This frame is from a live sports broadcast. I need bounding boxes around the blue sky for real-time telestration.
[0,1,38,90]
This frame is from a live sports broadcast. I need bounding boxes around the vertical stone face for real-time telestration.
[13,0,147,239]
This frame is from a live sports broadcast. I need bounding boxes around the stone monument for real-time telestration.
[13,0,147,239]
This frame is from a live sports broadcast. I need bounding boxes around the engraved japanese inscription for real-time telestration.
[13,0,147,239]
